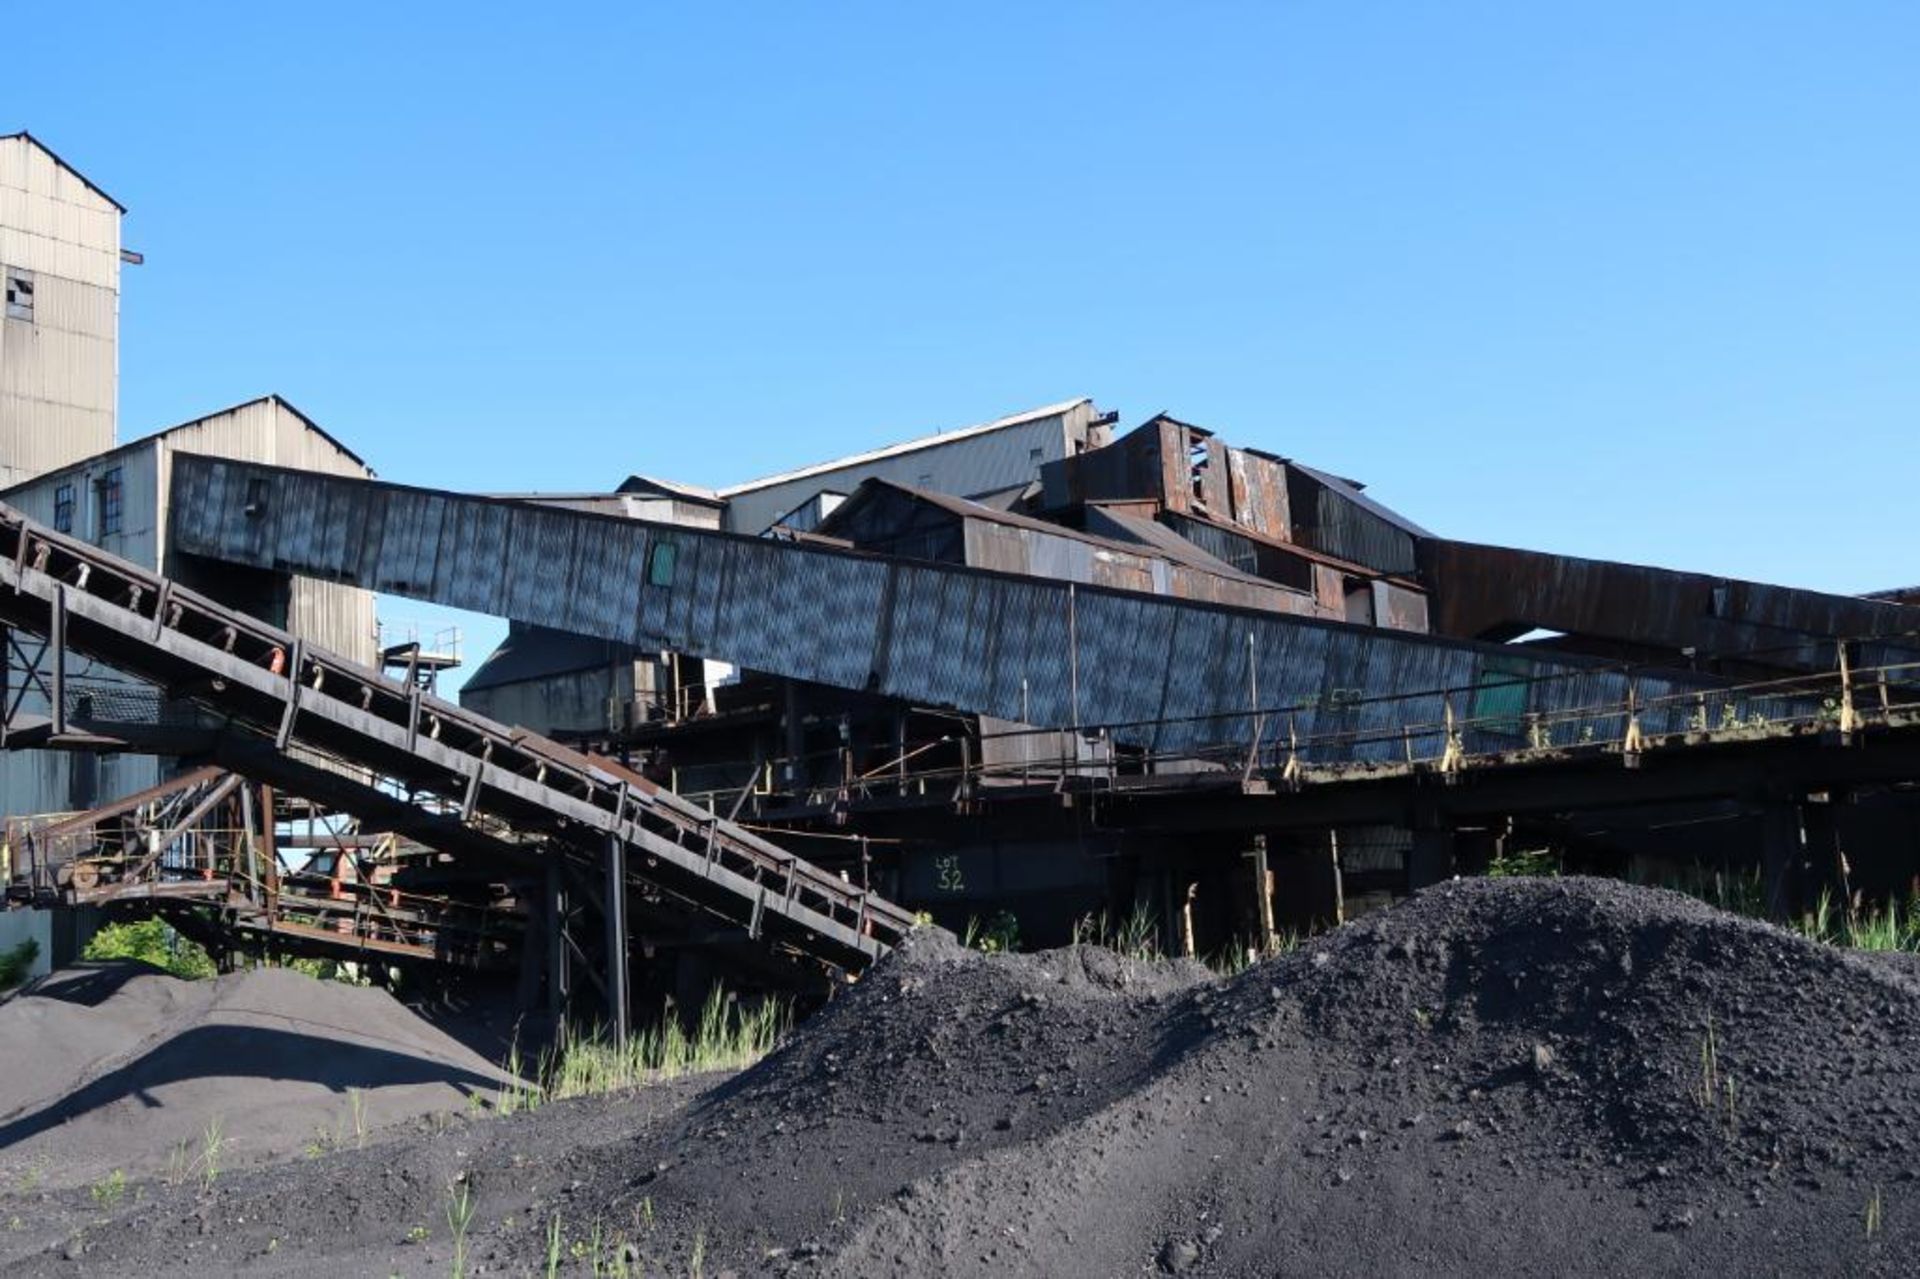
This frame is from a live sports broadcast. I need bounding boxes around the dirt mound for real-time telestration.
[0,962,511,1189]
[6,878,1918,1276]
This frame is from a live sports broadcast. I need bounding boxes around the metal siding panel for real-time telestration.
[167,456,1750,761]
[726,413,1073,534]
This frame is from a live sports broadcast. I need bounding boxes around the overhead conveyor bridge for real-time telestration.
[0,500,915,982]
[167,454,1833,761]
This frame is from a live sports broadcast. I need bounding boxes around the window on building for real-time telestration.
[4,269,31,323]
[97,468,123,537]
[53,483,74,533]
[647,539,677,587]
[1028,447,1044,467]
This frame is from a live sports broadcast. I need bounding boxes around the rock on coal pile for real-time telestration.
[550,878,1920,1277]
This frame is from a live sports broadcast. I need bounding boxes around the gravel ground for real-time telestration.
[5,876,1918,1276]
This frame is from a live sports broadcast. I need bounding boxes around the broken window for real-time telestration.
[97,467,123,536]
[1028,447,1044,467]
[647,539,677,587]
[53,483,74,533]
[1188,438,1212,506]
[4,269,31,323]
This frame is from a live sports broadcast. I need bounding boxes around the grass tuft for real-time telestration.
[507,987,786,1107]
[1070,905,1163,961]
[445,1177,475,1279]
[88,1169,125,1212]
[199,1116,225,1191]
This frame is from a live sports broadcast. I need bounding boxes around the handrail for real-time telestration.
[0,502,914,964]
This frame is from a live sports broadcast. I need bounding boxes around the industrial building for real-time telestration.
[0,137,380,974]
[0,133,123,488]
[1,133,1918,1028]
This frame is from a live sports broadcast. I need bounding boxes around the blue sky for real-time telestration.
[15,3,1918,691]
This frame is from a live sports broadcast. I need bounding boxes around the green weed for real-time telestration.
[1070,905,1162,960]
[1694,1016,1720,1109]
[1486,847,1560,878]
[496,1039,542,1116]
[0,938,39,989]
[199,1116,225,1191]
[445,1178,475,1279]
[961,910,1021,955]
[546,988,786,1101]
[88,1169,125,1212]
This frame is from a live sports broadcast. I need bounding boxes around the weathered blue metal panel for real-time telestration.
[170,454,1771,761]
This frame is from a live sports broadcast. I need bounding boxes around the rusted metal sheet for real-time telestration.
[1313,564,1346,615]
[1197,432,1231,518]
[1420,540,1920,673]
[1373,581,1430,634]
[169,455,1766,761]
[1156,419,1191,515]
[1227,447,1290,539]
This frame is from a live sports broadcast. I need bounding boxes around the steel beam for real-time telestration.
[605,835,629,1044]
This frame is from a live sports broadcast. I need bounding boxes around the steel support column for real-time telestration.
[546,860,570,1018]
[1408,827,1456,891]
[1759,793,1804,918]
[49,587,65,735]
[604,836,630,1044]
[1274,829,1343,933]
[1801,790,1853,914]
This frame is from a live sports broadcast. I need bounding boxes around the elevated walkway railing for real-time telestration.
[0,502,915,971]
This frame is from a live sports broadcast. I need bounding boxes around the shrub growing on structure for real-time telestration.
[82,917,214,979]
[0,938,38,989]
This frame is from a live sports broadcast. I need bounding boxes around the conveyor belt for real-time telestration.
[166,454,1774,761]
[0,501,913,970]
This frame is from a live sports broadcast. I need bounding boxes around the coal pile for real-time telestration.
[0,962,511,1190]
[6,877,1917,1276]
[551,877,1919,1276]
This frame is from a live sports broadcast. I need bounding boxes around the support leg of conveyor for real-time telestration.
[604,836,630,1045]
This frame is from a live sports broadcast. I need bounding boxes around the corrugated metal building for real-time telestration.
[817,479,1333,618]
[0,396,379,818]
[719,399,1109,534]
[457,401,1114,735]
[459,481,730,735]
[0,133,123,487]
